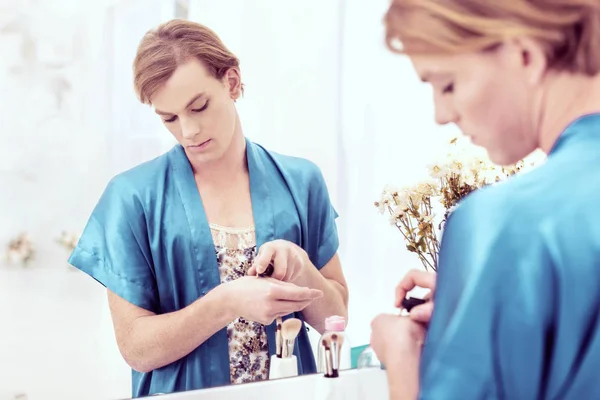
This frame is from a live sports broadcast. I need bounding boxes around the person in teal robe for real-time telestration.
[372,116,600,400]
[69,138,339,396]
[369,2,600,399]
[418,114,600,399]
[68,19,349,398]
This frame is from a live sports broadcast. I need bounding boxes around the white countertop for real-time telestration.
[134,368,388,400]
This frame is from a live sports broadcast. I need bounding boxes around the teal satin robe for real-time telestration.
[68,139,339,397]
[419,113,600,399]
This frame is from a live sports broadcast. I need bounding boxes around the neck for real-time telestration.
[537,72,600,153]
[192,116,247,184]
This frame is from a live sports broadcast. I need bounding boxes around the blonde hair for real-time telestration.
[133,19,241,104]
[384,0,600,76]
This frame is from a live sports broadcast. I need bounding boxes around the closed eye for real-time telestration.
[162,101,209,123]
[191,101,209,113]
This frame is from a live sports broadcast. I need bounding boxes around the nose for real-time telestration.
[180,116,200,140]
[434,97,458,126]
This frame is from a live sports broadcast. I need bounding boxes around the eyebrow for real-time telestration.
[155,93,206,116]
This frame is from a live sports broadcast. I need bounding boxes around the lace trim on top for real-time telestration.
[210,223,255,250]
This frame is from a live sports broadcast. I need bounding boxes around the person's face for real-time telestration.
[151,59,242,164]
[410,41,544,165]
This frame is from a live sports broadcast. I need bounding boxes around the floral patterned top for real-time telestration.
[211,224,270,384]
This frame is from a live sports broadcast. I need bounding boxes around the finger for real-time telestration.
[272,251,288,281]
[262,277,293,286]
[409,302,434,323]
[270,284,323,302]
[281,250,295,282]
[394,269,437,307]
[247,265,257,276]
[285,250,303,282]
[274,299,314,316]
[260,278,303,288]
[253,244,276,275]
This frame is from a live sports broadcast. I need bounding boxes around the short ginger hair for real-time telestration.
[384,0,600,76]
[133,19,241,104]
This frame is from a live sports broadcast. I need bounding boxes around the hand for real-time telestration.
[370,314,425,400]
[395,269,436,324]
[226,276,322,325]
[248,240,307,283]
[370,314,426,366]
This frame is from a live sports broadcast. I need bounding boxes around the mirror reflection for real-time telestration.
[3,2,366,399]
[4,0,560,399]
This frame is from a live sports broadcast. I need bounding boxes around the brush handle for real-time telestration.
[331,341,339,373]
[283,339,295,358]
[275,318,283,358]
[324,349,333,378]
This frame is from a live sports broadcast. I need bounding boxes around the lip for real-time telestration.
[187,139,211,152]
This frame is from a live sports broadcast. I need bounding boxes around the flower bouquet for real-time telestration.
[375,137,542,271]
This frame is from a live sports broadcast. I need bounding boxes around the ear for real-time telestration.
[505,37,548,86]
[224,67,243,100]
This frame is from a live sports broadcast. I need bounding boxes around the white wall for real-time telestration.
[0,269,129,400]
[337,0,460,345]
[0,2,131,399]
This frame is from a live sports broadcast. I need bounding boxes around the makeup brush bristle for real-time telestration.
[281,318,302,340]
[331,333,344,348]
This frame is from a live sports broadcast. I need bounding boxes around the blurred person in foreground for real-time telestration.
[369,1,600,399]
[69,19,348,397]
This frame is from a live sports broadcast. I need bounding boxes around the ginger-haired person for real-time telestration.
[370,1,600,399]
[70,19,348,397]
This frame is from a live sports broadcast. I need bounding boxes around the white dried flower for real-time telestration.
[393,205,406,219]
[415,180,439,197]
[5,233,35,266]
[427,162,447,179]
[57,231,79,250]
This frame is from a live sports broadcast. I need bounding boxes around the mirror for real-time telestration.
[1,1,446,399]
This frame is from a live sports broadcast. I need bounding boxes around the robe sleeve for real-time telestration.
[68,177,158,312]
[418,195,555,400]
[305,165,339,270]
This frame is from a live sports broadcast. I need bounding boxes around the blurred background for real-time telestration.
[0,0,459,398]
